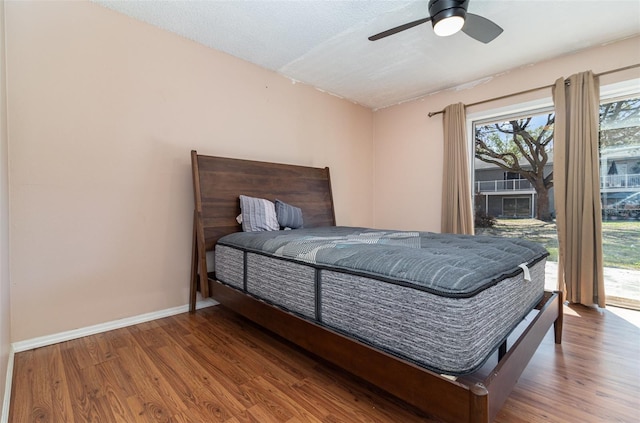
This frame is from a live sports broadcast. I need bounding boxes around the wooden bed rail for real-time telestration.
[206,277,563,423]
[473,290,563,421]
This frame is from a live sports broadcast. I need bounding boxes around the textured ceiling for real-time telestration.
[93,0,640,109]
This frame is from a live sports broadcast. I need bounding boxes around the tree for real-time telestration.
[475,114,554,221]
[599,98,640,148]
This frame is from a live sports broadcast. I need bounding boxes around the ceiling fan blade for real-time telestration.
[462,13,503,44]
[368,17,431,41]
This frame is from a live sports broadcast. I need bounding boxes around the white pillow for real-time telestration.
[239,195,279,232]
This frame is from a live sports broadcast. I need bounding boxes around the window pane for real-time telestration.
[599,97,640,308]
[474,111,558,290]
[474,112,554,221]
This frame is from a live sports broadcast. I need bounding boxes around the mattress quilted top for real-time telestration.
[217,226,549,297]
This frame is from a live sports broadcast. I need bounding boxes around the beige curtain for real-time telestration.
[553,71,605,307]
[441,103,474,235]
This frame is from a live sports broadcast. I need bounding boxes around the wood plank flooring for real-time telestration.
[9,304,640,422]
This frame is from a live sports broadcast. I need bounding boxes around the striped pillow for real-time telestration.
[275,199,304,229]
[239,195,279,232]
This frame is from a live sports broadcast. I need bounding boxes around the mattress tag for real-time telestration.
[518,263,531,282]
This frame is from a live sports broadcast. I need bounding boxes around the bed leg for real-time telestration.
[469,383,489,423]
[554,290,563,344]
[189,212,199,313]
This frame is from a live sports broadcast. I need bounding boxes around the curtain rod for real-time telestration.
[427,63,640,117]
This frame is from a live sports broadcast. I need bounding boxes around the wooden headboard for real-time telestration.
[190,151,336,298]
[191,150,336,249]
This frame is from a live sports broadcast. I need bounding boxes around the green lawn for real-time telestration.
[475,218,640,270]
[601,221,640,270]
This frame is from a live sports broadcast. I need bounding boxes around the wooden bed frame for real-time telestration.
[189,150,563,423]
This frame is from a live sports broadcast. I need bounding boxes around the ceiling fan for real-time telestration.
[368,0,503,44]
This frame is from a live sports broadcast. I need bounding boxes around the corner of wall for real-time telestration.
[0,0,13,420]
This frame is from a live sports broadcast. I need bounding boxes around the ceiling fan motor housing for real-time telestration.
[428,0,469,29]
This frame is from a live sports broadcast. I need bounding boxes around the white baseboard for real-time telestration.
[12,298,218,353]
[1,345,14,423]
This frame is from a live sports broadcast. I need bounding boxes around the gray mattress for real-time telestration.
[214,226,548,375]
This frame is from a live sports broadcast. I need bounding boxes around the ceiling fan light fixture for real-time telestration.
[433,15,465,36]
[429,0,468,37]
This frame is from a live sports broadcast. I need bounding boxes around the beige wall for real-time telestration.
[4,0,639,344]
[373,36,640,232]
[0,0,12,411]
[5,1,374,341]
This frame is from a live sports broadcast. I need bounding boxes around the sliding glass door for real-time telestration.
[472,95,640,309]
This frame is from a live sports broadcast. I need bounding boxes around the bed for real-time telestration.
[189,151,563,423]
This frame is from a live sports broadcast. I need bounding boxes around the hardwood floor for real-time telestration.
[9,304,640,422]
